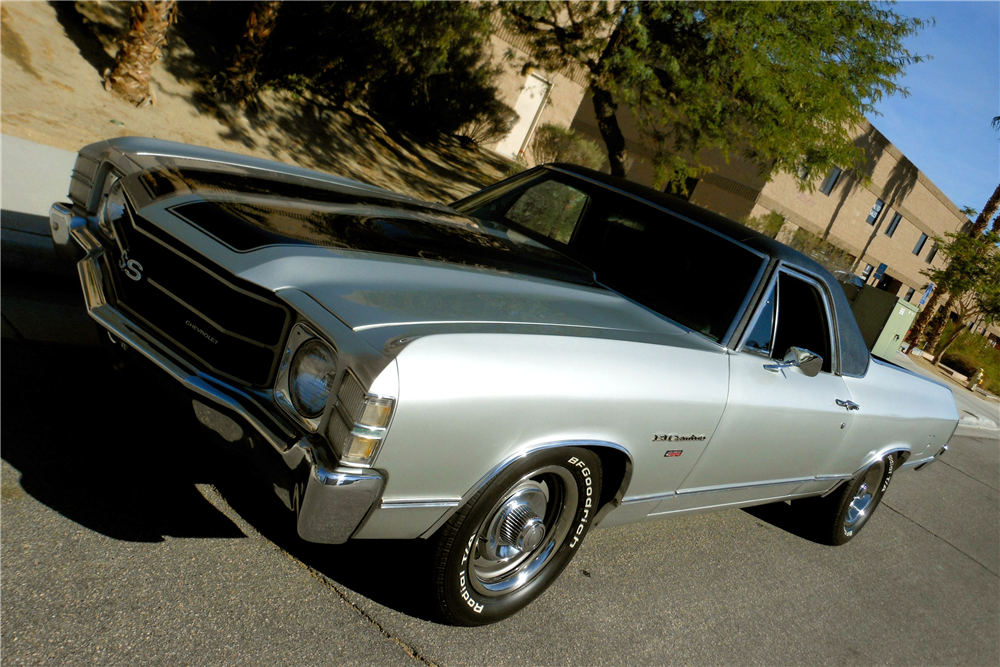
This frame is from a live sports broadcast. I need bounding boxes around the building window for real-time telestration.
[904,287,916,302]
[913,233,928,255]
[861,263,874,281]
[925,244,938,263]
[819,167,842,195]
[866,199,885,224]
[885,212,902,237]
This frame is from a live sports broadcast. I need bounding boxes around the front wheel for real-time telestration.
[431,447,602,625]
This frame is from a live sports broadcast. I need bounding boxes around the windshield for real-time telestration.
[455,171,766,342]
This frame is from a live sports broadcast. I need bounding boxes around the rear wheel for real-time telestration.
[809,454,895,545]
[431,447,602,625]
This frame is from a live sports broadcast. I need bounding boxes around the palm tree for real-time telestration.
[103,1,178,106]
[221,1,283,109]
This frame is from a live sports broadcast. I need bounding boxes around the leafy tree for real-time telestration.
[910,183,1000,346]
[220,1,283,109]
[503,1,927,187]
[922,231,1000,364]
[103,0,178,106]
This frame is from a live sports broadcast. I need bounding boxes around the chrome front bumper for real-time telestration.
[50,202,383,544]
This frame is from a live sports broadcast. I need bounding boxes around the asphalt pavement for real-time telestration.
[2,135,998,665]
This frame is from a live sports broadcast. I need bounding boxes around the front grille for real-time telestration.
[103,199,290,387]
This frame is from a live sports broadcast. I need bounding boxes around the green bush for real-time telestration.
[458,99,519,146]
[529,123,605,170]
[940,353,977,377]
[742,212,785,238]
[940,325,1000,394]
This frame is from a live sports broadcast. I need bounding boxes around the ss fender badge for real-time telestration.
[664,450,683,458]
[653,434,706,442]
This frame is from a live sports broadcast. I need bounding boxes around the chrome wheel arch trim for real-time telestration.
[855,446,911,475]
[418,439,634,539]
[820,446,911,498]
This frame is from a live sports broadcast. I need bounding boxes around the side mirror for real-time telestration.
[764,347,824,377]
[783,347,823,377]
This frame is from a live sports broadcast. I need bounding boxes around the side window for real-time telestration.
[744,282,776,357]
[503,180,589,244]
[772,273,833,373]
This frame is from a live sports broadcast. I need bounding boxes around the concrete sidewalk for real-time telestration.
[1,135,98,346]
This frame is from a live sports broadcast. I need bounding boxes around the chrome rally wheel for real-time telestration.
[842,458,885,535]
[432,447,602,626]
[808,454,895,546]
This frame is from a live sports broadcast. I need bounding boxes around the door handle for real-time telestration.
[836,399,860,411]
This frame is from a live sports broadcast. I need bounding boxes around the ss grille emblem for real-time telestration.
[119,250,143,281]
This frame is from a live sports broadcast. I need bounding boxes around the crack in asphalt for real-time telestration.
[297,561,441,667]
[882,501,998,577]
[195,484,439,667]
[936,458,1000,492]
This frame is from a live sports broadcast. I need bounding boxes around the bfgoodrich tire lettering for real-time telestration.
[431,447,602,626]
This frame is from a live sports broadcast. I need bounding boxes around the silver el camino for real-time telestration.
[50,138,958,625]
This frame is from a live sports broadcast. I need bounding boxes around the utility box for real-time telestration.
[839,283,919,360]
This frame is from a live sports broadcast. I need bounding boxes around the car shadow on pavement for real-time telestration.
[207,465,442,623]
[742,501,826,544]
[1,338,246,542]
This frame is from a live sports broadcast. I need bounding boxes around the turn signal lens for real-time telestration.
[328,370,396,466]
[343,433,380,461]
[359,397,394,428]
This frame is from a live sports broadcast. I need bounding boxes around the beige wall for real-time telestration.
[756,122,964,304]
[484,27,588,161]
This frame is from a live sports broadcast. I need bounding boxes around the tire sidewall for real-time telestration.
[835,454,895,544]
[439,447,602,625]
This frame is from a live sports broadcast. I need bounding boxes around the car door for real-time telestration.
[661,267,856,509]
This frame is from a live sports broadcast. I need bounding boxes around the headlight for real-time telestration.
[98,178,127,239]
[289,338,337,418]
[329,370,396,466]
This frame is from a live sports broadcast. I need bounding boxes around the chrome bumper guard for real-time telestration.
[50,202,382,544]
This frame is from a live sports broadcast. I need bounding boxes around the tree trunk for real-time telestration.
[588,20,629,177]
[222,1,283,108]
[970,183,1000,235]
[924,295,955,354]
[905,289,941,344]
[103,1,177,107]
[591,85,628,177]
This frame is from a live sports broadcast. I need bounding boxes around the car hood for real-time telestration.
[236,246,686,335]
[120,161,693,338]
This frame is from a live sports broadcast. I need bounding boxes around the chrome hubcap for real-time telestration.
[845,460,885,529]
[470,466,578,597]
[488,487,547,557]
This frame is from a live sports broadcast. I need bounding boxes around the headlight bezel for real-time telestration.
[275,323,339,431]
[97,177,127,240]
